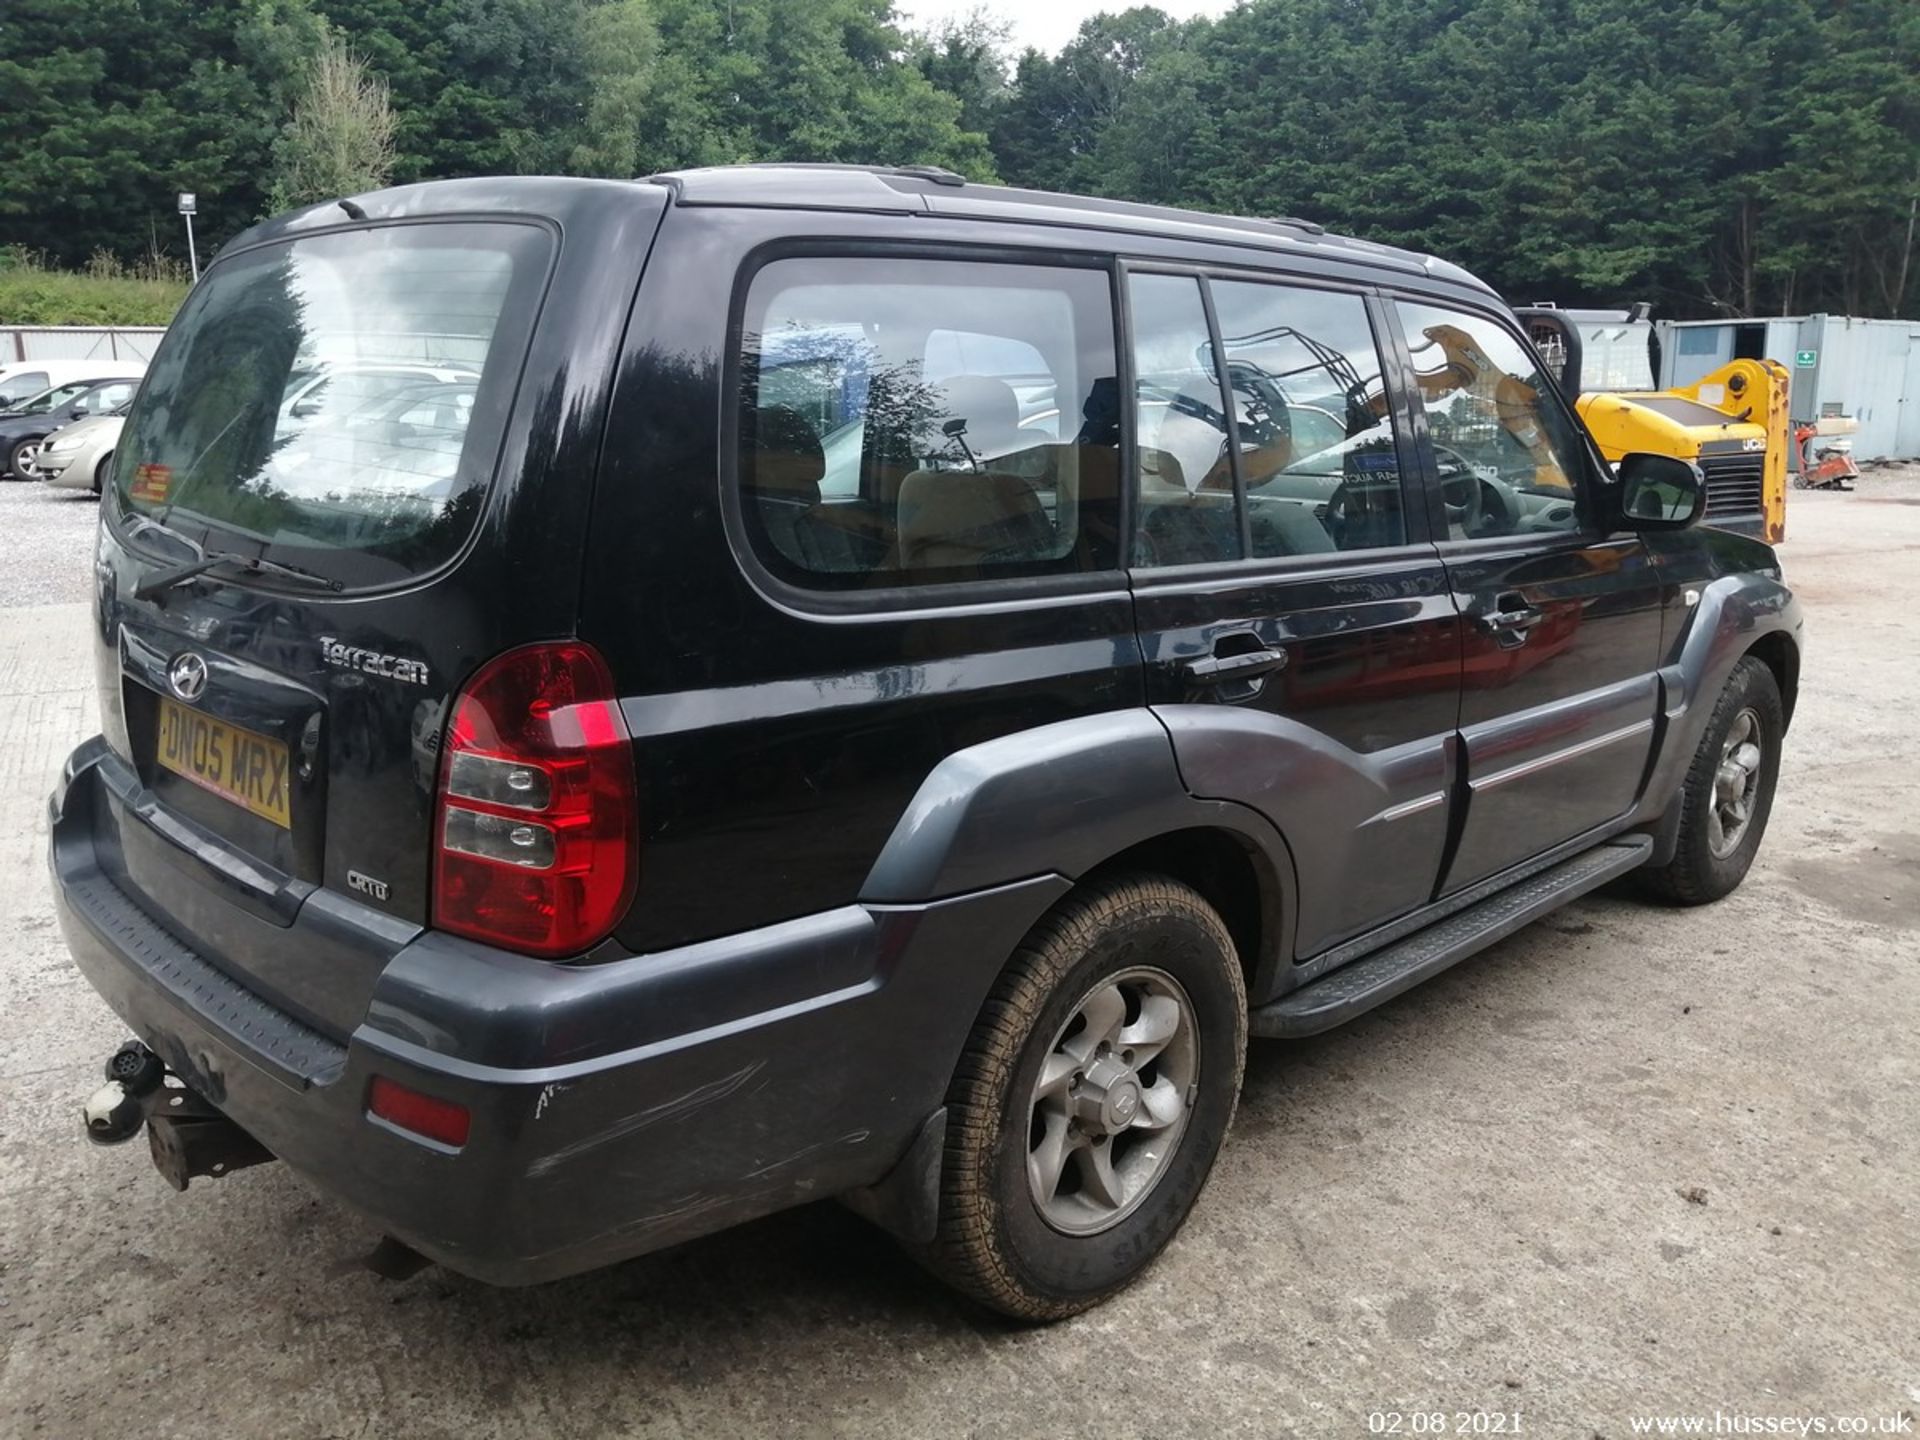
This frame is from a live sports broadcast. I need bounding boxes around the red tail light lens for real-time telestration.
[431,641,636,958]
[368,1076,471,1148]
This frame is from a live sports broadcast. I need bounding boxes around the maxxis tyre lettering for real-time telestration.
[1638,653,1784,905]
[921,873,1248,1321]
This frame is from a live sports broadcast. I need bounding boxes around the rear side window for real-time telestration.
[1213,280,1406,556]
[737,257,1121,588]
[1130,273,1407,567]
[113,221,552,590]
[0,372,47,406]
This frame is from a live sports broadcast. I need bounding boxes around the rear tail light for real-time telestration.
[431,641,637,958]
[368,1076,471,1148]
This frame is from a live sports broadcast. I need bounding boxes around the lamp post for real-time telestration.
[177,193,199,283]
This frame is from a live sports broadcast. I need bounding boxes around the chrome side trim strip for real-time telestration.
[1473,719,1655,792]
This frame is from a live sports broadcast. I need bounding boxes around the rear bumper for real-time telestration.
[51,737,1061,1284]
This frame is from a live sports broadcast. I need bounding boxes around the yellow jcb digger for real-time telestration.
[1517,306,1790,543]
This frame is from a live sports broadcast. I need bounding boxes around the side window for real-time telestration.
[1128,273,1240,567]
[27,383,88,414]
[84,383,134,413]
[1211,280,1407,555]
[0,372,47,406]
[1392,302,1588,540]
[738,258,1121,588]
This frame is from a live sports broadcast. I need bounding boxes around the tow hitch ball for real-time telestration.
[81,1041,275,1190]
[83,1042,166,1145]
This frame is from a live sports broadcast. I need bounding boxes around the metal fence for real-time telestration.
[1,325,168,363]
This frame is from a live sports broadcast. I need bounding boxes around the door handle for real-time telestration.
[1184,647,1290,684]
[1477,593,1544,645]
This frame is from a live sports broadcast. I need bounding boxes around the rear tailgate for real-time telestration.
[80,187,664,1037]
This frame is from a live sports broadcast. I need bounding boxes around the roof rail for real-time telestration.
[891,164,967,188]
[1267,215,1325,236]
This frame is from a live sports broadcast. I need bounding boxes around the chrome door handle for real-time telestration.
[1477,593,1544,647]
[1184,647,1290,683]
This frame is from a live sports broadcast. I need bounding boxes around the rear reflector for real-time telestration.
[367,1076,471,1148]
[431,641,637,959]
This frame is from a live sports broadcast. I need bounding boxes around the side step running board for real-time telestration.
[1250,835,1653,1039]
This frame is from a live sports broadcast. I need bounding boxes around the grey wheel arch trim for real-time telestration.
[1642,571,1801,824]
[859,708,1299,997]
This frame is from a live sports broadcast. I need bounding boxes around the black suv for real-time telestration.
[51,167,1801,1320]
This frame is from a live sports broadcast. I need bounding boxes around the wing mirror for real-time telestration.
[1615,452,1705,531]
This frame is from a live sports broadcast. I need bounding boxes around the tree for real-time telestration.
[569,0,661,176]
[911,7,1013,142]
[992,8,1189,193]
[0,0,327,265]
[269,32,399,210]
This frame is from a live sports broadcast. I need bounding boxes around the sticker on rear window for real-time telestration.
[128,463,172,503]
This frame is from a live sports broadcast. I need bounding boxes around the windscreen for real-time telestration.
[113,221,552,589]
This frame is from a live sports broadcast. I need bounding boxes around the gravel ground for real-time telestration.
[0,468,1915,1438]
[0,480,102,608]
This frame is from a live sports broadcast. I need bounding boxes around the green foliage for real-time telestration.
[0,0,1912,317]
[268,32,398,210]
[988,0,1920,318]
[0,249,191,325]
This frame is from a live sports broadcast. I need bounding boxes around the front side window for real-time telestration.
[1392,302,1588,540]
[113,221,552,589]
[738,257,1121,588]
[81,382,135,415]
[1212,280,1406,555]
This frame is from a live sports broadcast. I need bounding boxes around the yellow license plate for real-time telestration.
[155,697,293,829]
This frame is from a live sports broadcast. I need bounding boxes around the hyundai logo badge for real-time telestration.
[167,652,209,703]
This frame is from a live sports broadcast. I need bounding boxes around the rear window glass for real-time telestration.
[112,221,551,589]
[738,257,1121,588]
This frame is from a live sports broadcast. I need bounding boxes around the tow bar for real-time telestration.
[82,1041,275,1191]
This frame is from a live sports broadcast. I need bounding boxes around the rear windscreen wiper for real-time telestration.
[130,524,344,601]
[134,550,343,601]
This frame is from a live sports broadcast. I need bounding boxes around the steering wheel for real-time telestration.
[1324,476,1396,549]
[1434,445,1521,538]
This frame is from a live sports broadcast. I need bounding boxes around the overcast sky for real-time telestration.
[895,0,1239,57]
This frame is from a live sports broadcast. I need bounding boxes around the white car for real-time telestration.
[0,360,145,411]
[33,410,125,494]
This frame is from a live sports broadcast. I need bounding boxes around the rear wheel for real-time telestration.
[923,874,1247,1320]
[1638,655,1784,904]
[7,439,39,480]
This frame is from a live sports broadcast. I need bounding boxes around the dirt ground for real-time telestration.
[1,471,1914,1439]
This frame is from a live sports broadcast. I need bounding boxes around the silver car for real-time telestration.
[33,409,125,494]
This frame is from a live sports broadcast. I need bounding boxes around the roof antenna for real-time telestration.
[337,198,368,221]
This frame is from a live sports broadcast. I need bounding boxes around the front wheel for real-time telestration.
[923,874,1247,1320]
[91,450,114,495]
[1638,655,1784,904]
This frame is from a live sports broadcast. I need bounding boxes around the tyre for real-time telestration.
[91,450,114,495]
[923,874,1247,1320]
[1638,654,1784,904]
[7,439,39,480]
